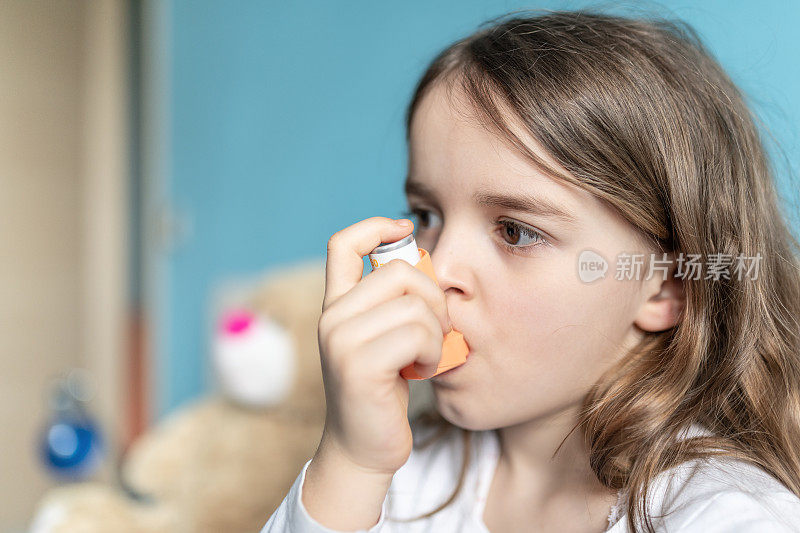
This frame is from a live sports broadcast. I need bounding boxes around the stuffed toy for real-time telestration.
[30,257,436,533]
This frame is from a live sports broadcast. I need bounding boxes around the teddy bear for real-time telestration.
[29,256,437,532]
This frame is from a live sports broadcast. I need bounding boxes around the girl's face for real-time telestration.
[407,81,660,431]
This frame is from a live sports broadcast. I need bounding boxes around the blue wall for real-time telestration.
[152,0,799,418]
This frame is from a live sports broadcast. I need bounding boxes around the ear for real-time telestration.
[634,253,686,333]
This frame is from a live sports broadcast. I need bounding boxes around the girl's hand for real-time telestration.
[316,216,450,476]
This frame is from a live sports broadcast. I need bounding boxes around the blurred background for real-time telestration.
[1,0,798,531]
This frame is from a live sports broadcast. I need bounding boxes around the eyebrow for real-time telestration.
[404,176,578,225]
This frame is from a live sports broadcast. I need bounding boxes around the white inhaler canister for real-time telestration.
[367,234,469,380]
[368,234,420,269]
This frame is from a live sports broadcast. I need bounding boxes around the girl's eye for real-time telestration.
[496,219,549,255]
[401,207,441,231]
[401,208,549,256]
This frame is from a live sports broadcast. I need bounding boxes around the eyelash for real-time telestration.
[400,207,550,256]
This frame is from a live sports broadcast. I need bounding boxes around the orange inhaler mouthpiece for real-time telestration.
[367,236,470,380]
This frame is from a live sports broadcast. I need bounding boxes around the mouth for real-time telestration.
[432,348,471,380]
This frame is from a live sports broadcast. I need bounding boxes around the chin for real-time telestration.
[431,389,496,432]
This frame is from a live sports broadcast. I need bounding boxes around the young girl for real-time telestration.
[262,9,800,532]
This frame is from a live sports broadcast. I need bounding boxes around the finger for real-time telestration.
[324,217,414,311]
[323,258,450,336]
[327,294,444,368]
[352,321,443,380]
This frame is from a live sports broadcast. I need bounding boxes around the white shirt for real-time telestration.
[260,421,800,532]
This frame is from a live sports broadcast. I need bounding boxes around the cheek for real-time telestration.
[485,260,636,382]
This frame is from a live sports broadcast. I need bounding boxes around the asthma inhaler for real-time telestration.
[368,234,470,379]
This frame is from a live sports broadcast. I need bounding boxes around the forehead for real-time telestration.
[407,80,591,213]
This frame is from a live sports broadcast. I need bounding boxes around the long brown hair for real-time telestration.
[398,8,800,532]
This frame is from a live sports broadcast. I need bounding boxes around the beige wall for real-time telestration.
[0,0,128,528]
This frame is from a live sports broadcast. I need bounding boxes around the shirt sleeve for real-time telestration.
[259,458,390,533]
[669,490,800,532]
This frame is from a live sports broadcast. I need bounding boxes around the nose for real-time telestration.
[427,226,472,298]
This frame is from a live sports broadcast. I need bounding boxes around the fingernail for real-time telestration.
[396,219,412,227]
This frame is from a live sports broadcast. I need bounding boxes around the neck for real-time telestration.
[495,404,607,500]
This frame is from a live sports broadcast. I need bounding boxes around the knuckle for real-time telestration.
[387,258,411,274]
[405,293,427,314]
[324,323,350,358]
[317,311,330,336]
[382,259,400,274]
[318,322,334,350]
[326,231,342,252]
[319,297,346,334]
